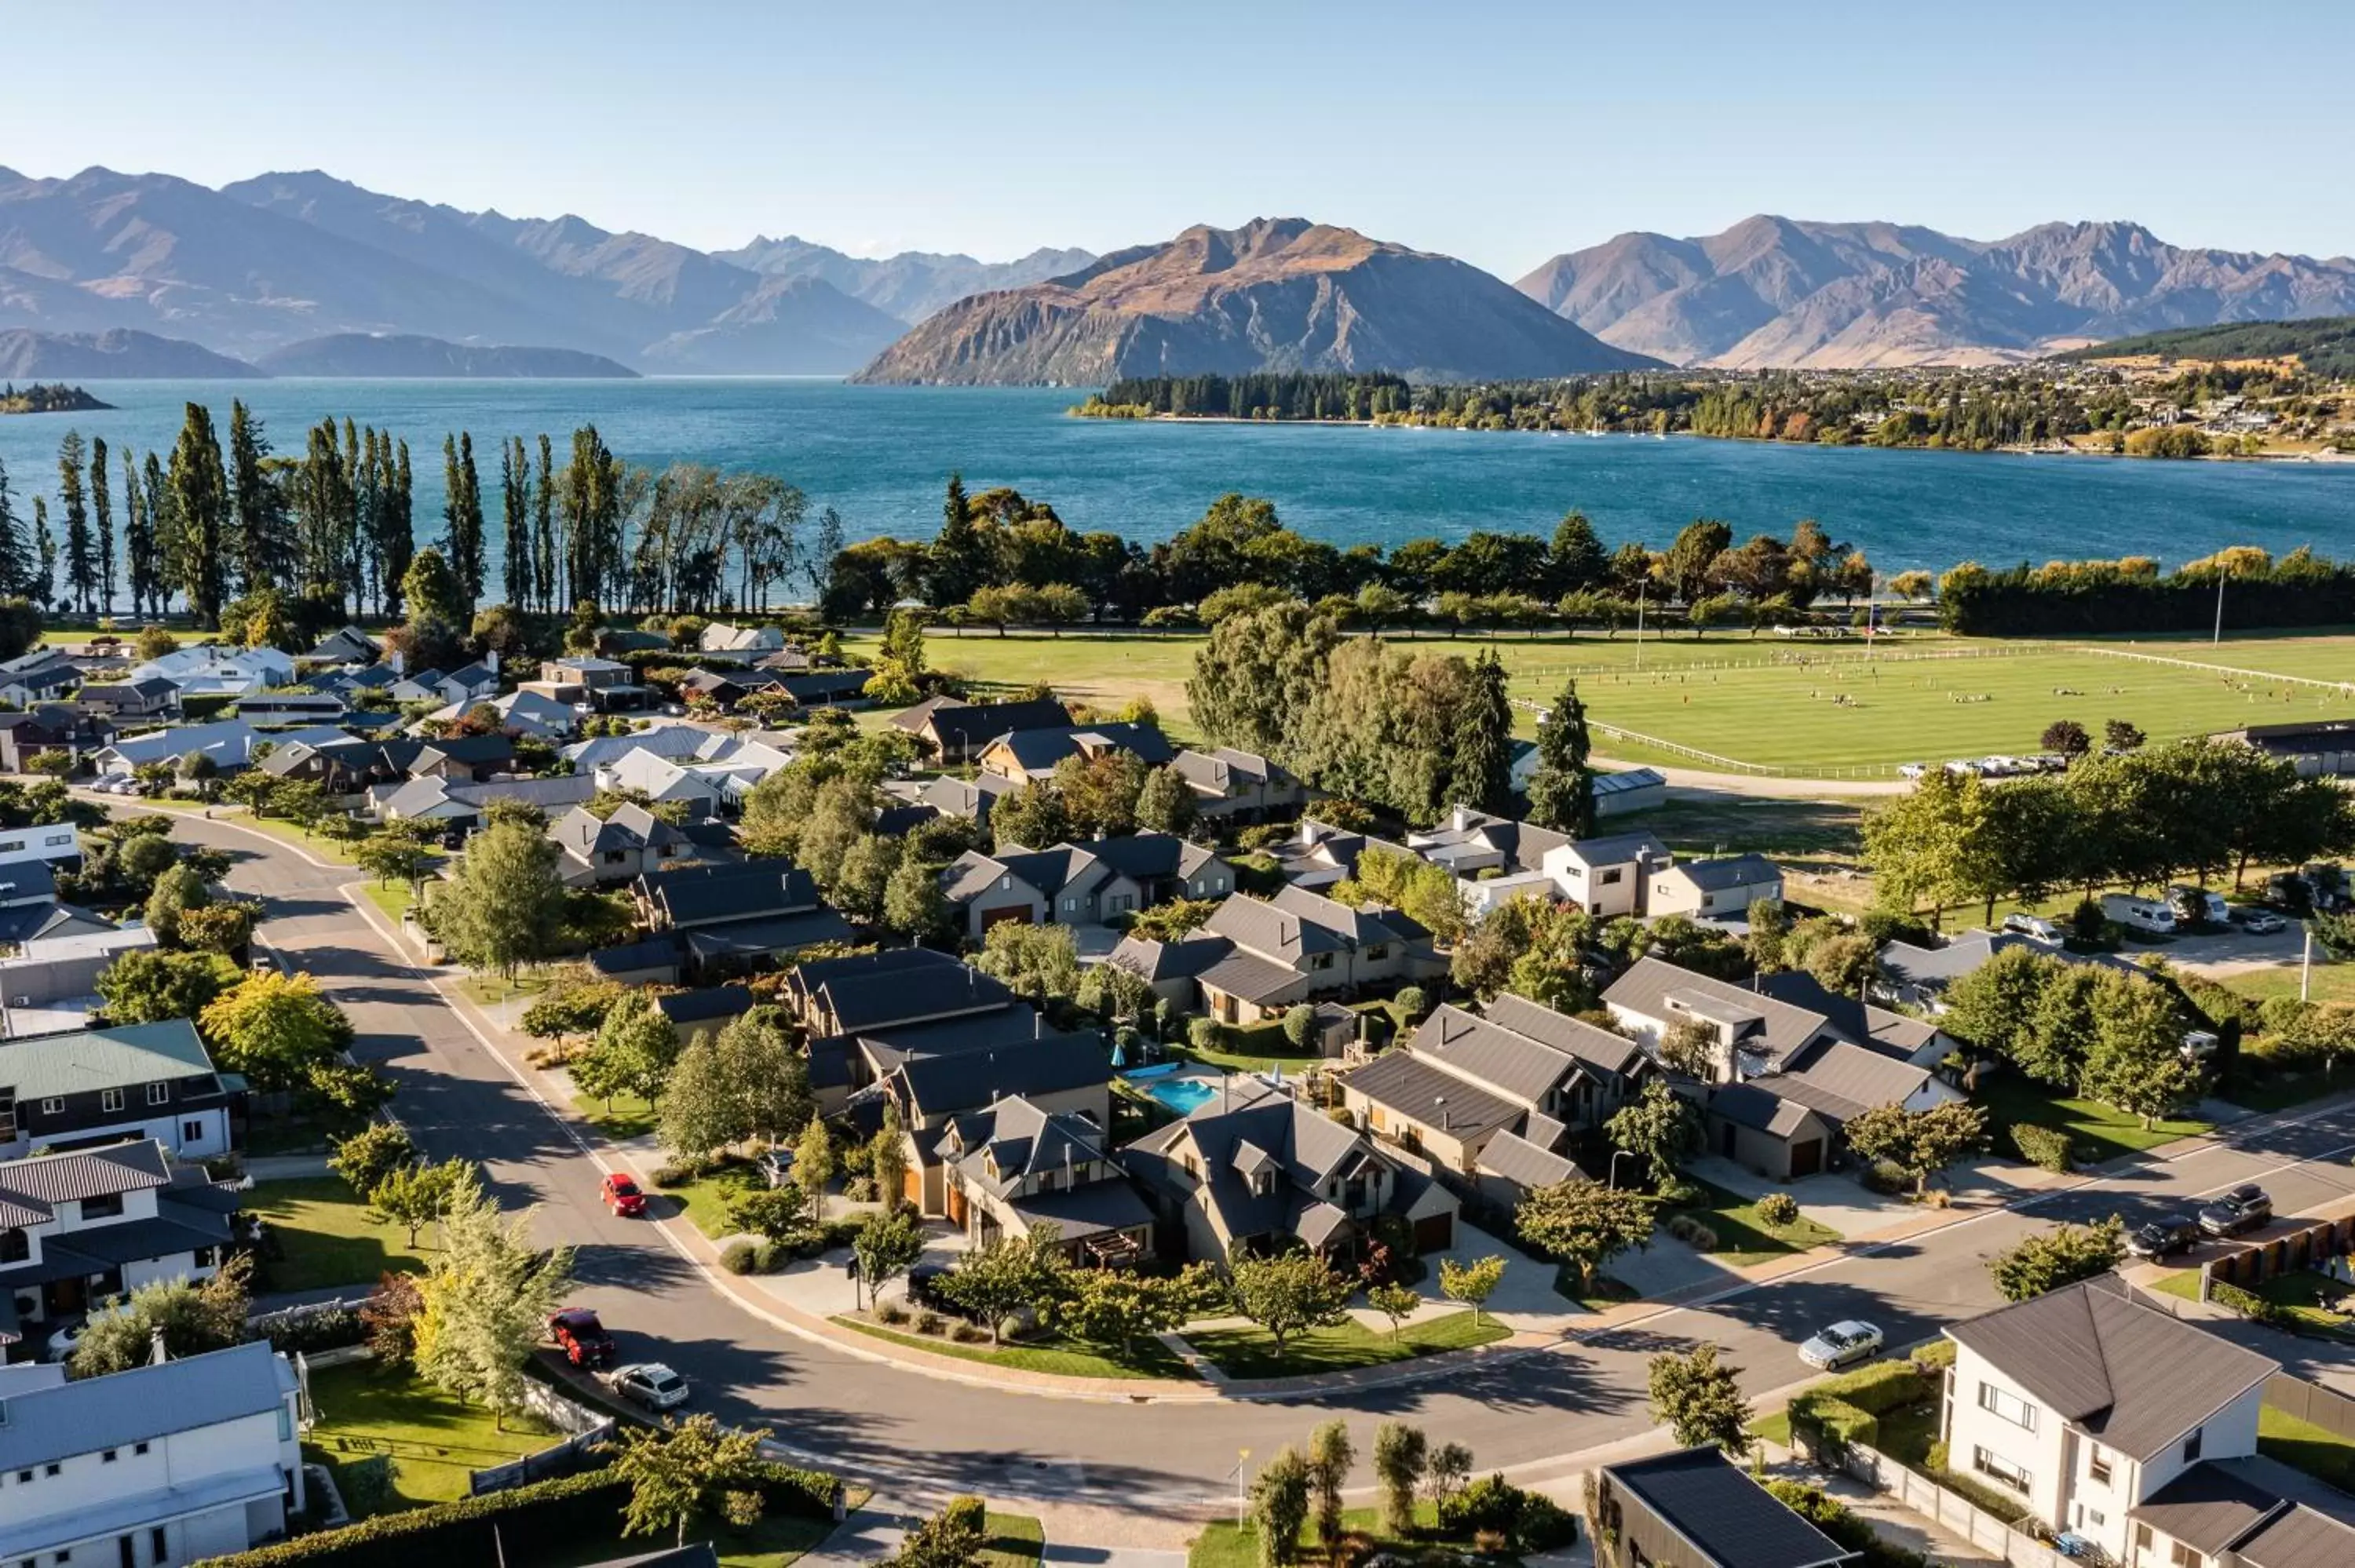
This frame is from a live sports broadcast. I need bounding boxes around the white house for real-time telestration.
[0,822,82,875]
[130,644,296,699]
[0,1341,305,1568]
[0,1140,241,1352]
[1940,1279,2326,1567]
[0,1019,236,1161]
[1538,830,1672,918]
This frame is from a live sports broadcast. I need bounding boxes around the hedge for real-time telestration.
[1787,1362,1933,1458]
[2007,1123,2074,1172]
[192,1460,839,1568]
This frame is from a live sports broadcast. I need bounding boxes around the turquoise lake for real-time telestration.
[2,379,2350,593]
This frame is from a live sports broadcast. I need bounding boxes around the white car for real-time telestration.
[1897,763,1927,780]
[46,1321,84,1363]
[2001,913,2065,944]
[1798,1320,1884,1370]
[608,1361,691,1411]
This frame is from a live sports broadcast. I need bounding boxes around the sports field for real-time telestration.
[858,627,2355,777]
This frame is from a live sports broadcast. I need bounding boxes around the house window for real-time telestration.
[2087,1445,2111,1485]
[102,1088,125,1113]
[183,1120,204,1143]
[1971,1448,2030,1494]
[41,1098,63,1115]
[1063,898,1077,913]
[101,1449,117,1464]
[1310,953,1333,971]
[278,1406,294,1442]
[82,1192,124,1220]
[2169,1547,2203,1568]
[133,1444,148,1456]
[146,1083,170,1106]
[1600,868,1623,885]
[1366,944,1389,961]
[2184,1428,2202,1463]
[1977,1383,2038,1431]
[0,1229,21,1262]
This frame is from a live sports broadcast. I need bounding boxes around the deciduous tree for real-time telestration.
[1648,1344,1752,1454]
[1227,1251,1353,1355]
[612,1413,770,1548]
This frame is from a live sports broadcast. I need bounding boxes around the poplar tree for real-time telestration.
[141,452,173,615]
[441,432,485,615]
[89,436,115,618]
[166,402,231,626]
[500,436,532,611]
[389,438,415,610]
[533,433,557,615]
[228,401,291,596]
[57,431,94,615]
[0,455,30,600]
[122,448,154,618]
[31,498,56,610]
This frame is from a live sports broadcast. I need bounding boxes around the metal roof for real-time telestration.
[1342,1049,1522,1143]
[1475,1129,1578,1192]
[0,1341,290,1473]
[0,1021,217,1102]
[1603,1446,1856,1568]
[2130,1457,2355,1558]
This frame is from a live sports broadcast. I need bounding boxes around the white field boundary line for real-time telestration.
[2070,644,2355,692]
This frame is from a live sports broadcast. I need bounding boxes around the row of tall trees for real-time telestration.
[1937,546,2355,636]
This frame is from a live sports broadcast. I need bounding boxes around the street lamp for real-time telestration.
[1608,1150,1640,1190]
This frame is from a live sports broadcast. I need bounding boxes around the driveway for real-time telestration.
[1687,1157,1916,1242]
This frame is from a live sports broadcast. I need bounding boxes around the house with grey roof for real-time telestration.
[1594,1446,1857,1568]
[631,858,854,977]
[1603,957,1960,1180]
[893,695,1073,764]
[932,1095,1153,1266]
[1944,1278,2306,1567]
[912,771,1012,826]
[1338,992,1652,1202]
[1407,806,1573,914]
[1119,1078,1459,1261]
[374,771,599,830]
[1645,851,1785,923]
[1190,884,1433,1026]
[0,1140,242,1352]
[550,803,696,887]
[1264,816,1419,892]
[0,1019,236,1160]
[419,687,578,741]
[938,833,1234,941]
[0,1340,305,1567]
[75,676,183,724]
[1104,934,1231,1012]
[1875,929,2145,1014]
[1537,828,1673,919]
[1170,746,1305,822]
[305,625,380,664]
[95,719,269,776]
[977,720,1176,782]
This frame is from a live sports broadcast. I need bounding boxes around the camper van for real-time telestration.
[2101,893,2178,936]
[2166,884,2229,927]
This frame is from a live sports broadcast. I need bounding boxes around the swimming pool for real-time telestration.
[1146,1078,1220,1116]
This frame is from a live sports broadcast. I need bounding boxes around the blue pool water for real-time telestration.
[1146,1078,1220,1116]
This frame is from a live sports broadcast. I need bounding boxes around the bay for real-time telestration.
[2,378,2350,605]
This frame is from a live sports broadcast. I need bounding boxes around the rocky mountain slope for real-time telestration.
[714,235,1097,324]
[0,327,263,378]
[1517,217,2355,368]
[254,334,638,377]
[855,218,1659,385]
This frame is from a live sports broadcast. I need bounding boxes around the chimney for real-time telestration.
[1436,1096,1450,1134]
[487,648,501,675]
[148,1327,169,1366]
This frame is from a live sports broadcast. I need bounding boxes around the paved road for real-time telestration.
[177,813,2355,1515]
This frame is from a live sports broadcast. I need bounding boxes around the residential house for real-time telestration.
[1592,1446,1857,1568]
[700,622,787,658]
[775,669,873,709]
[1603,957,1962,1180]
[678,668,791,709]
[0,706,113,773]
[892,696,1072,764]
[653,985,756,1048]
[373,772,597,830]
[303,663,399,702]
[593,749,729,817]
[0,1019,239,1160]
[551,804,694,886]
[911,772,1012,826]
[304,625,380,664]
[1103,935,1232,1013]
[95,720,268,777]
[0,661,81,709]
[0,1140,243,1351]
[1408,806,1572,914]
[0,1340,305,1568]
[1875,930,2144,1014]
[1192,884,1432,1026]
[885,1037,1115,1193]
[1169,748,1305,822]
[1338,992,1653,1202]
[978,721,1176,783]
[1265,818,1418,893]
[386,666,451,704]
[421,689,579,742]
[937,833,1235,941]
[232,692,349,726]
[411,734,518,782]
[633,858,854,975]
[1645,851,1784,922]
[538,655,637,703]
[932,1095,1154,1266]
[1590,766,1670,817]
[1537,830,1673,919]
[2217,719,2355,779]
[1119,1078,1460,1260]
[257,737,400,796]
[0,924,159,1031]
[1753,970,1955,1069]
[130,645,294,699]
[787,946,1030,1108]
[75,679,181,726]
[597,627,674,657]
[564,725,717,771]
[0,823,82,876]
[1942,1278,2303,1566]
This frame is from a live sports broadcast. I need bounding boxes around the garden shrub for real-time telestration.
[875,1300,910,1326]
[2007,1124,2074,1172]
[2212,1281,2287,1328]
[1437,1473,1579,1552]
[1861,1158,1912,1194]
[916,1311,943,1335]
[1666,1216,1718,1250]
[1756,1192,1800,1227]
[253,1302,364,1355]
[721,1241,758,1275]
[1654,1179,1702,1208]
[652,1151,717,1187]
[751,1240,789,1273]
[951,1321,988,1344]
[1765,1480,1932,1568]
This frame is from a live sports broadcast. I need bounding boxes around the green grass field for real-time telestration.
[246,1176,432,1292]
[1180,1308,1508,1379]
[834,1317,1195,1381]
[862,627,2355,775]
[1663,1179,1843,1267]
[1975,1075,2211,1165]
[302,1362,557,1512]
[1189,1503,1479,1568]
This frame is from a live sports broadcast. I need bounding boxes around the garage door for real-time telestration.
[980,903,1033,929]
[1412,1213,1455,1253]
[1789,1138,1824,1178]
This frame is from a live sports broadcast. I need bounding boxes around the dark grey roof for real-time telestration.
[943,1095,1114,1198]
[1877,930,2143,992]
[1010,1178,1156,1240]
[1123,1079,1397,1247]
[852,1005,1050,1075]
[589,936,683,978]
[655,986,756,1026]
[1706,1081,1823,1138]
[1756,971,1944,1061]
[1947,1279,2279,1460]
[813,957,1016,1034]
[1196,949,1309,1007]
[777,668,871,702]
[1605,957,1831,1062]
[1768,1038,1941,1125]
[987,721,1175,773]
[1670,852,1783,892]
[418,732,515,765]
[895,1032,1110,1118]
[1483,992,1648,1077]
[644,857,822,926]
[1410,1004,1586,1106]
[1560,829,1671,866]
[681,908,856,959]
[1603,1447,1856,1568]
[911,697,1073,753]
[0,1341,290,1472]
[2233,1503,2355,1568]
[1106,934,1229,983]
[1474,1129,1577,1192]
[1343,1049,1523,1143]
[2131,1457,2355,1558]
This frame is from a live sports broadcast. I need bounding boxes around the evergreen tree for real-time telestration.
[928,472,988,607]
[1548,509,1610,593]
[89,435,115,617]
[0,455,30,600]
[388,438,416,614]
[31,497,56,610]
[57,431,93,616]
[500,436,532,612]
[533,433,557,615]
[1525,678,1597,835]
[228,401,291,596]
[441,432,486,615]
[1447,651,1513,815]
[166,402,231,625]
[128,451,162,616]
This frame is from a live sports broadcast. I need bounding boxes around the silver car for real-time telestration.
[609,1361,691,1411]
[1798,1319,1884,1370]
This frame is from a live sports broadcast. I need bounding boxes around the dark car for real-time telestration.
[2198,1185,2272,1238]
[2127,1217,2202,1260]
[549,1307,618,1369]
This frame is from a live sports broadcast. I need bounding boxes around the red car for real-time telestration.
[602,1172,648,1218]
[549,1307,617,1369]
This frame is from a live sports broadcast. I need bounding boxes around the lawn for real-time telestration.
[653,1157,772,1239]
[227,808,368,865]
[2163,1268,2355,1336]
[1973,1073,2211,1165]
[533,1513,837,1568]
[1662,1178,1843,1267]
[980,1514,1046,1568]
[1180,1309,1508,1380]
[458,970,553,1014]
[2262,1404,2355,1491]
[2219,961,2355,1011]
[302,1361,557,1513]
[834,1316,1196,1381]
[855,626,2355,775]
[1174,1026,1331,1075]
[359,879,420,924]
[1190,1503,1478,1568]
[1620,796,1867,863]
[574,1088,661,1143]
[246,1176,430,1292]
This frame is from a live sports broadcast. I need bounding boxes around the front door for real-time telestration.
[1790,1138,1824,1178]
[1720,1122,1737,1158]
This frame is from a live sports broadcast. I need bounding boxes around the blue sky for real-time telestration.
[10,0,2352,278]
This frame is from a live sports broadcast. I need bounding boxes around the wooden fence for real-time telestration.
[1839,1443,2075,1568]
[2265,1374,2355,1441]
[2201,1209,2355,1294]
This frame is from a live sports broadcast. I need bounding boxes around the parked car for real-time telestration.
[549,1307,618,1369]
[2101,894,2178,936]
[2001,913,2065,944]
[2126,1216,2202,1260]
[1798,1320,1884,1370]
[2233,908,2287,935]
[45,1321,84,1364]
[2198,1185,2272,1238]
[2166,884,2230,927]
[602,1172,648,1217]
[608,1362,691,1411]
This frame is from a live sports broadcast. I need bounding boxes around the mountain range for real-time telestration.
[1515,216,2355,368]
[853,218,1658,384]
